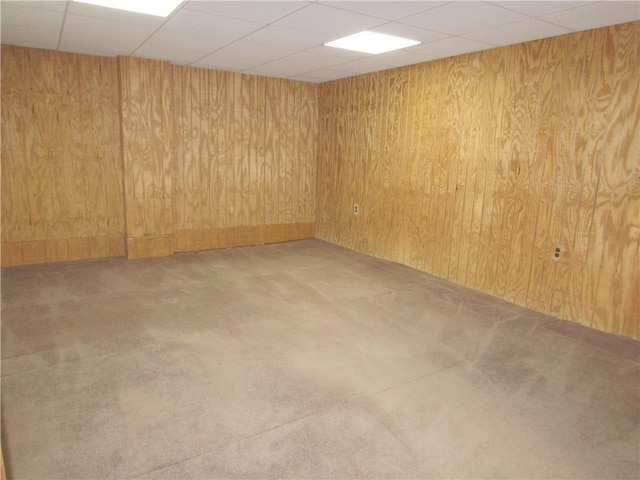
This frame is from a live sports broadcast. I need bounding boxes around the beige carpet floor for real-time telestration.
[1,239,638,479]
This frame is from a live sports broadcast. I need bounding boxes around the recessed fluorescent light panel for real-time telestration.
[73,0,183,17]
[325,31,420,55]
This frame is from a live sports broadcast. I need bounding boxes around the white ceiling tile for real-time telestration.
[245,64,306,78]
[539,1,640,31]
[320,1,444,21]
[2,1,67,13]
[66,1,168,27]
[489,1,595,17]
[399,2,528,35]
[408,36,495,59]
[293,67,357,81]
[305,44,373,60]
[136,46,206,65]
[374,48,437,68]
[194,63,246,73]
[169,58,201,67]
[136,30,229,54]
[371,22,449,43]
[60,14,157,55]
[247,51,348,76]
[1,0,639,82]
[336,55,398,74]
[57,42,120,57]
[241,26,331,50]
[463,18,572,46]
[332,62,393,78]
[193,42,296,70]
[272,3,387,37]
[134,30,230,64]
[0,3,64,31]
[289,75,329,83]
[0,23,60,50]
[163,8,264,38]
[184,1,311,24]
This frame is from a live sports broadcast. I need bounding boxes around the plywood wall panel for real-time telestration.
[591,22,639,335]
[299,82,317,224]
[381,69,407,263]
[1,46,124,265]
[436,57,465,280]
[448,58,476,285]
[561,31,606,325]
[283,79,297,226]
[579,28,621,331]
[263,77,279,228]
[471,48,509,294]
[118,56,174,259]
[509,39,553,307]
[315,80,334,243]
[317,22,639,339]
[172,68,317,252]
[406,65,427,271]
[492,45,525,300]
[498,45,532,304]
[217,71,234,230]
[617,27,640,338]
[547,33,589,319]
[3,47,317,265]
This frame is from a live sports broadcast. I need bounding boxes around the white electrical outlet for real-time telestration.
[353,204,359,215]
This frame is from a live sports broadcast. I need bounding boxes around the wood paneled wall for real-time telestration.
[1,47,316,265]
[317,22,639,339]
[1,47,125,265]
[119,56,175,259]
[172,67,315,252]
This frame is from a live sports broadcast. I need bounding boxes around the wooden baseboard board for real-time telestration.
[174,223,315,253]
[1,236,125,267]
[1,224,315,266]
[126,235,174,259]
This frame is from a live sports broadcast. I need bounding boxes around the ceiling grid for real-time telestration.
[1,0,638,82]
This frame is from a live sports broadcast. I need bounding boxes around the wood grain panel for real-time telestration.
[174,222,314,253]
[493,44,528,300]
[561,30,608,325]
[3,47,316,266]
[470,47,509,293]
[264,77,279,226]
[1,46,124,265]
[406,64,430,271]
[172,68,317,251]
[317,22,640,339]
[298,82,317,224]
[430,57,461,279]
[590,22,639,335]
[1,236,124,266]
[418,61,444,276]
[508,39,553,307]
[477,46,510,296]
[548,32,589,318]
[118,56,174,258]
[448,57,479,284]
[616,23,639,338]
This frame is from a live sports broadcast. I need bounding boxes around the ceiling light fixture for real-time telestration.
[73,0,183,17]
[325,31,420,55]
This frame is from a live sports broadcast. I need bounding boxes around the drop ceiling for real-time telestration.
[1,0,638,83]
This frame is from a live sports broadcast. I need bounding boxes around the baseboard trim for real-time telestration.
[1,236,125,267]
[126,235,174,260]
[174,223,315,253]
[1,224,316,266]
